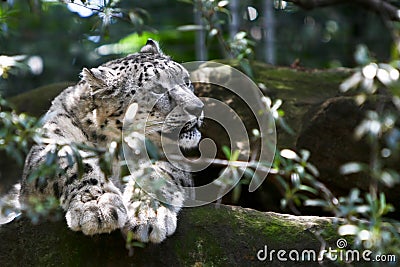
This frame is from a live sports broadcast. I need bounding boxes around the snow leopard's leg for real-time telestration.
[63,162,128,235]
[21,145,127,235]
[122,161,192,243]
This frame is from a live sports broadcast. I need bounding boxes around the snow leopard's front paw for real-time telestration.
[65,186,127,235]
[122,201,178,243]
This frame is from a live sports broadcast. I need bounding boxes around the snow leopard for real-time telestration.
[17,39,204,243]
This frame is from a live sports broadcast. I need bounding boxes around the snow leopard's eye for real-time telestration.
[184,77,193,91]
[152,85,168,94]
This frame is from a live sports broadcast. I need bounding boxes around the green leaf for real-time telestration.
[177,25,205,31]
[45,150,57,166]
[275,176,289,191]
[232,185,241,203]
[231,150,240,162]
[221,145,231,159]
[241,167,256,183]
[239,59,253,79]
[305,162,319,177]
[298,185,318,195]
[70,144,84,179]
[145,138,159,161]
[349,188,361,203]
[354,44,373,65]
[177,0,193,4]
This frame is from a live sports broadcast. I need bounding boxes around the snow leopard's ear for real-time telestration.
[140,39,162,54]
[81,66,116,89]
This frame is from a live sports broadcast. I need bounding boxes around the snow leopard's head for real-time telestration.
[82,39,204,149]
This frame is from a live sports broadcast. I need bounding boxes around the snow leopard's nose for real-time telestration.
[184,100,204,117]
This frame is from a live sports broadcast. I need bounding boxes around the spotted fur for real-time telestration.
[19,39,204,242]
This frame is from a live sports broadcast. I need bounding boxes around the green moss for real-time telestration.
[182,205,342,263]
[238,213,303,242]
[175,207,229,266]
[215,60,351,148]
[175,237,228,266]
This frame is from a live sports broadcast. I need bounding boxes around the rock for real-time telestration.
[0,204,341,266]
[296,95,400,212]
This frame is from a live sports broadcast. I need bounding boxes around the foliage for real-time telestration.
[0,0,399,258]
[335,49,400,255]
[0,84,124,221]
[205,33,400,257]
[178,0,255,76]
[60,0,152,38]
[0,94,40,165]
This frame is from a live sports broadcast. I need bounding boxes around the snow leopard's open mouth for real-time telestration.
[160,118,202,149]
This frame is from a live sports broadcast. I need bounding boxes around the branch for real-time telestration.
[285,0,400,22]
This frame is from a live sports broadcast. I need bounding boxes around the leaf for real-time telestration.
[305,163,319,177]
[349,188,361,203]
[45,150,57,166]
[280,198,287,209]
[218,1,229,8]
[354,205,370,214]
[209,28,218,37]
[221,145,231,159]
[231,149,240,162]
[177,0,193,4]
[354,44,372,65]
[280,149,298,160]
[241,167,255,182]
[232,185,242,203]
[70,144,84,179]
[277,118,295,136]
[339,72,363,92]
[376,68,391,85]
[339,162,366,175]
[235,31,247,40]
[275,176,289,191]
[99,157,111,179]
[338,224,359,236]
[298,185,318,195]
[239,59,253,79]
[380,170,400,187]
[304,199,327,207]
[290,172,300,188]
[145,138,159,161]
[177,25,205,31]
[270,99,282,112]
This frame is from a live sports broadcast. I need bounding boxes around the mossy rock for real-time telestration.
[7,81,74,117]
[0,204,344,266]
